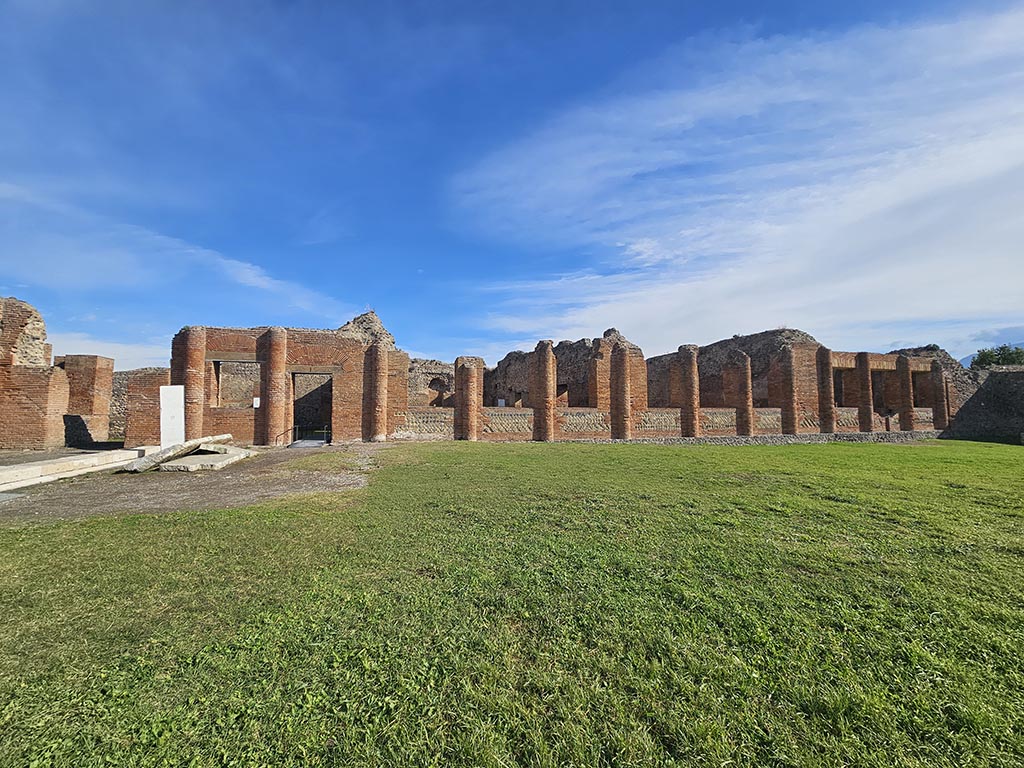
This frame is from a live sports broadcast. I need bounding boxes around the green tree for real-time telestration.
[971,344,1024,369]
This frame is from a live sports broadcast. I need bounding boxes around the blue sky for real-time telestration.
[1,0,1021,368]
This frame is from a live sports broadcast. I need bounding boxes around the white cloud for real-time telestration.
[0,183,355,322]
[452,5,1024,359]
[46,332,169,370]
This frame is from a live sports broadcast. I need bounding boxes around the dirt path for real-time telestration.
[0,443,388,525]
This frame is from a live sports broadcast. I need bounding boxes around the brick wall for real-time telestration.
[0,363,69,449]
[124,368,169,448]
[59,355,114,444]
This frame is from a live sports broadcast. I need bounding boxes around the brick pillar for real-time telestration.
[817,346,836,434]
[729,350,754,436]
[856,352,873,432]
[182,326,206,441]
[780,347,798,435]
[678,344,701,437]
[260,327,289,445]
[206,361,219,407]
[931,360,949,430]
[610,342,632,440]
[455,356,482,441]
[365,342,389,442]
[531,340,557,442]
[897,355,915,431]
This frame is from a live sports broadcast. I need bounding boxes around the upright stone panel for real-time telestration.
[610,343,632,440]
[678,345,701,438]
[454,356,483,441]
[530,340,557,442]
[726,350,754,436]
[258,327,289,445]
[897,355,915,431]
[856,352,874,432]
[931,359,950,431]
[364,341,389,442]
[816,346,836,434]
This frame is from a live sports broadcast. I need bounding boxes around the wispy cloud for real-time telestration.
[46,332,170,370]
[452,5,1024,358]
[0,183,354,322]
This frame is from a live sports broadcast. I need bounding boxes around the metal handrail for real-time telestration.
[273,424,332,445]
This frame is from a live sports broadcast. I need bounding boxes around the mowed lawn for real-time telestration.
[1,442,1022,766]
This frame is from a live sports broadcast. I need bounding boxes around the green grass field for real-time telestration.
[1,441,1022,766]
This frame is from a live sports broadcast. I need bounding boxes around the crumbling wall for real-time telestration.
[695,329,819,407]
[0,297,51,366]
[887,344,981,416]
[409,359,454,407]
[485,329,644,409]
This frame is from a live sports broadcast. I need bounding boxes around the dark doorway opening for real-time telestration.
[293,373,332,442]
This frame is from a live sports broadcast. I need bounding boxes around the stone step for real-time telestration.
[158,446,252,472]
[0,447,161,492]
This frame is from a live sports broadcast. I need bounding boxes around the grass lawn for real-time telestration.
[1,441,1022,766]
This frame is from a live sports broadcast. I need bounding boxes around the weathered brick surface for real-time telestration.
[817,347,836,434]
[59,355,114,444]
[678,345,701,438]
[454,356,484,441]
[364,342,388,442]
[610,343,632,439]
[530,341,557,442]
[725,350,754,436]
[124,368,169,448]
[0,364,69,449]
[931,360,950,430]
[897,355,916,431]
[856,352,874,432]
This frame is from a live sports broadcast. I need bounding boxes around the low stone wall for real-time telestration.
[394,408,455,440]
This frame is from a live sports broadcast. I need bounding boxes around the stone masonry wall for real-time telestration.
[0,297,51,366]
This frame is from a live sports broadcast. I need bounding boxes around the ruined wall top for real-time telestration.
[336,311,396,349]
[0,297,50,366]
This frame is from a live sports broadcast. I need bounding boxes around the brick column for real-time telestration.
[678,344,701,437]
[780,347,798,435]
[817,346,836,434]
[729,350,754,436]
[856,352,873,432]
[531,340,557,442]
[931,360,949,430]
[610,342,632,440]
[260,327,289,445]
[897,355,915,431]
[454,356,482,441]
[182,326,206,441]
[365,342,389,442]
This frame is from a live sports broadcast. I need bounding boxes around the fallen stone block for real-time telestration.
[124,434,233,473]
[158,446,251,472]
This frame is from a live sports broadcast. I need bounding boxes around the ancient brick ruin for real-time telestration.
[1,296,1017,450]
[0,298,114,449]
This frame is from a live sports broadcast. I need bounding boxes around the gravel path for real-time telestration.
[0,443,386,525]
